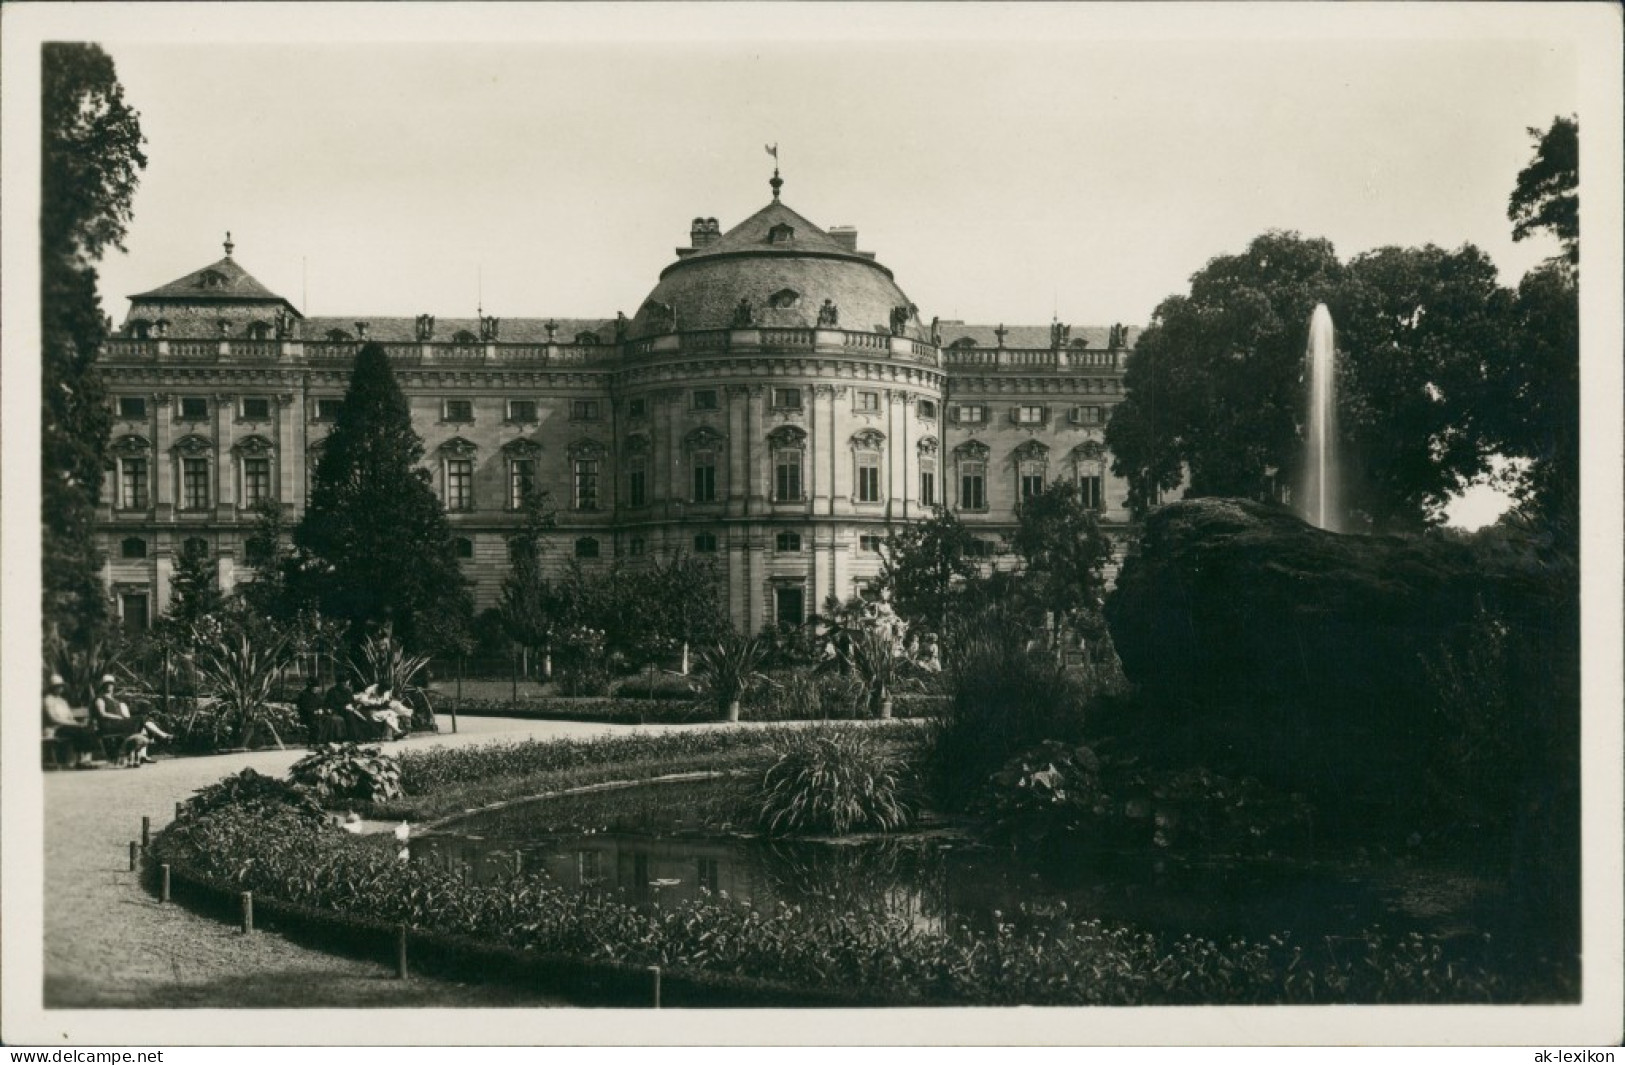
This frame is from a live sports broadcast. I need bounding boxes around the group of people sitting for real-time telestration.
[42,673,173,769]
[293,676,415,745]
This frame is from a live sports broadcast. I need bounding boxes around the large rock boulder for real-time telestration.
[1103,498,1575,809]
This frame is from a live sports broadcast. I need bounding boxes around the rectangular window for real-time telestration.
[508,399,538,423]
[1021,473,1045,502]
[627,397,647,419]
[774,451,802,502]
[628,467,647,508]
[315,398,343,421]
[697,856,720,895]
[961,464,986,510]
[118,396,147,419]
[856,391,880,413]
[772,388,802,410]
[240,397,271,420]
[1071,405,1104,426]
[859,534,882,553]
[775,531,802,553]
[1080,473,1103,511]
[570,399,600,421]
[774,586,805,629]
[693,532,718,553]
[120,593,150,635]
[693,455,717,503]
[179,396,209,420]
[1015,404,1046,425]
[918,399,937,420]
[953,404,984,424]
[919,468,936,508]
[692,389,719,411]
[628,536,646,557]
[573,459,599,511]
[856,459,881,503]
[182,457,210,510]
[242,457,271,505]
[444,399,474,423]
[121,459,149,509]
[446,459,473,511]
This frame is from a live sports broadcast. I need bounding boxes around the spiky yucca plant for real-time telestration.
[755,727,913,835]
[689,633,770,721]
[347,630,432,712]
[192,625,295,748]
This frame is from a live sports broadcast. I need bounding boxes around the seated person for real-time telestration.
[91,675,171,761]
[295,675,336,744]
[42,674,97,767]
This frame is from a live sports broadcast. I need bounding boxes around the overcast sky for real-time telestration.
[88,7,1578,332]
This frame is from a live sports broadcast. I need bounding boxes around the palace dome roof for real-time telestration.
[628,199,930,342]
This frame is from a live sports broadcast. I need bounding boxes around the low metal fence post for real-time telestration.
[241,891,254,934]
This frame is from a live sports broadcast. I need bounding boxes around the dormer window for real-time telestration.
[246,321,272,340]
[324,328,352,342]
[198,270,227,291]
[452,329,479,345]
[575,331,599,346]
[128,319,152,339]
[768,223,795,245]
[767,288,800,309]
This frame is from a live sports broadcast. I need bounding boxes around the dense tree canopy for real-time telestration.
[876,508,980,632]
[42,44,147,652]
[1508,116,1578,268]
[294,343,472,652]
[1105,232,1343,516]
[1012,481,1113,622]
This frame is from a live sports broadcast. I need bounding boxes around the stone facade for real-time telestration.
[95,192,1157,634]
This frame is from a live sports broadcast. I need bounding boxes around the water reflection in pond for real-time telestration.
[411,779,1505,944]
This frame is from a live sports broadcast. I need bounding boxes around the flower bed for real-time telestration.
[150,726,1557,1006]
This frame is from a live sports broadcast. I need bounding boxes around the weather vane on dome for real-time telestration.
[766,143,782,200]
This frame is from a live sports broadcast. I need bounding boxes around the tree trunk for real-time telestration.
[726,699,740,723]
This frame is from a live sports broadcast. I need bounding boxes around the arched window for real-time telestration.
[324,328,352,342]
[120,537,147,560]
[453,537,474,559]
[574,536,600,559]
[767,288,800,310]
[452,329,479,345]
[767,425,806,502]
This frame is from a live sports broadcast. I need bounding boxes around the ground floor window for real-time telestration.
[120,592,149,634]
[1080,473,1103,510]
[774,586,805,629]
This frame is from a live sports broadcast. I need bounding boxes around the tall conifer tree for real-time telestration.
[295,343,471,651]
[41,44,146,652]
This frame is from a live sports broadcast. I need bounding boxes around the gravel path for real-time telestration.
[42,716,689,1009]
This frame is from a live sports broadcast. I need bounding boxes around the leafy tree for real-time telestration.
[1334,244,1515,529]
[876,508,980,632]
[1508,116,1578,269]
[1011,480,1113,631]
[41,43,147,653]
[239,499,299,621]
[1106,231,1343,515]
[497,490,562,658]
[294,342,472,653]
[1496,261,1579,541]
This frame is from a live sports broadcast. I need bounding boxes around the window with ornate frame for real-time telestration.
[768,425,806,502]
[851,428,885,505]
[501,438,543,510]
[112,435,152,510]
[437,437,478,512]
[917,436,939,509]
[234,435,276,508]
[1073,441,1106,511]
[954,439,990,511]
[568,439,605,511]
[1015,439,1050,506]
[684,427,725,504]
[174,435,213,511]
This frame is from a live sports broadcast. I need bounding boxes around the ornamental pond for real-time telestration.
[408,778,1510,949]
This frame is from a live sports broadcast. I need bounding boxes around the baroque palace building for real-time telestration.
[95,176,1150,634]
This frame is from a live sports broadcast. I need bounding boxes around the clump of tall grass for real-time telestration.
[754,727,913,835]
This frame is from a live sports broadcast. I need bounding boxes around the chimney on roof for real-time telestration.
[691,217,721,249]
[828,226,858,253]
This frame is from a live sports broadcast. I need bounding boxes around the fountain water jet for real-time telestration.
[1299,303,1340,532]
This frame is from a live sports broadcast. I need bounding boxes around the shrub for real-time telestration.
[689,634,770,719]
[290,743,405,805]
[754,728,913,835]
[979,740,1105,842]
[181,767,327,824]
[925,603,1088,809]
